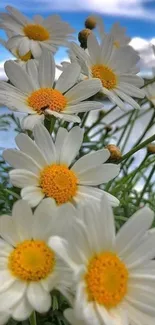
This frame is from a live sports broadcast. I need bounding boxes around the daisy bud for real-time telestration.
[106,144,122,161]
[105,125,113,133]
[85,16,97,30]
[78,28,92,49]
[147,143,155,154]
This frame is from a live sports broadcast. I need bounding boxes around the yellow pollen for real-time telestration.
[23,24,50,41]
[85,252,128,308]
[40,164,78,205]
[16,49,32,62]
[27,88,67,114]
[8,240,55,281]
[114,40,120,48]
[91,64,117,90]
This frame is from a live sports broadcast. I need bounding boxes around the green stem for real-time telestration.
[29,312,37,325]
[142,77,155,88]
[137,164,155,206]
[121,110,139,152]
[119,134,155,163]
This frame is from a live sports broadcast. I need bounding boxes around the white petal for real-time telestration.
[16,133,47,167]
[100,34,114,64]
[46,110,81,123]
[96,304,115,325]
[6,6,31,25]
[103,191,120,207]
[32,198,57,239]
[72,149,110,174]
[118,82,144,98]
[125,290,155,317]
[27,282,51,313]
[4,60,34,93]
[78,164,120,185]
[55,127,68,163]
[103,88,126,110]
[0,215,21,246]
[64,101,103,113]
[38,50,55,88]
[65,79,102,105]
[12,200,33,241]
[21,186,45,208]
[114,89,141,109]
[12,297,33,321]
[48,236,78,271]
[21,114,44,131]
[26,59,40,89]
[60,126,83,166]
[123,301,155,325]
[0,270,16,293]
[87,33,100,64]
[18,37,30,56]
[0,280,27,312]
[3,149,41,174]
[55,63,81,93]
[124,232,155,269]
[10,169,39,188]
[33,123,56,164]
[116,207,154,259]
[30,40,42,59]
[0,240,13,258]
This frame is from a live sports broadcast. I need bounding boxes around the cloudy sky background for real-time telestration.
[0,0,155,189]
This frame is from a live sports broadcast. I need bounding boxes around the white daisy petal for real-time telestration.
[118,82,144,98]
[55,127,68,163]
[64,101,103,113]
[116,207,154,259]
[12,297,33,321]
[78,164,120,185]
[18,37,30,56]
[6,5,31,25]
[38,50,55,88]
[21,114,44,131]
[26,60,40,89]
[30,40,42,59]
[10,169,38,188]
[0,240,13,258]
[60,126,84,166]
[21,186,45,208]
[33,123,56,164]
[87,33,100,64]
[114,89,141,109]
[126,290,155,317]
[65,79,102,105]
[0,280,27,312]
[12,200,33,241]
[96,304,115,325]
[46,110,81,123]
[99,34,114,64]
[0,215,21,246]
[72,149,110,174]
[27,282,51,313]
[15,133,47,167]
[3,149,40,174]
[4,60,35,93]
[0,270,16,293]
[55,63,81,93]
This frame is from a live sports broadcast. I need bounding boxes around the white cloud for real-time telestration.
[1,0,155,20]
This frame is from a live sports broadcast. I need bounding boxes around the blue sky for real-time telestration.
[0,0,155,71]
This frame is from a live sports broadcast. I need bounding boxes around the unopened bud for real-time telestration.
[105,125,113,133]
[78,29,92,49]
[147,143,155,154]
[85,16,97,30]
[106,144,122,161]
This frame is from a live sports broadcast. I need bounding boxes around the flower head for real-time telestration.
[71,33,145,110]
[49,195,155,325]
[0,6,74,58]
[0,199,71,320]
[0,49,103,130]
[3,124,120,208]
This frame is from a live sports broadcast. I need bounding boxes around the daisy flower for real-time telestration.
[0,6,74,58]
[0,199,72,320]
[71,33,145,110]
[3,124,120,208]
[49,195,155,325]
[0,49,103,130]
[96,17,131,48]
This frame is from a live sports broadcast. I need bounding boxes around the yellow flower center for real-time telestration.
[16,49,32,62]
[113,41,120,48]
[91,64,117,90]
[8,240,55,281]
[27,88,67,114]
[85,252,128,308]
[40,164,78,205]
[23,24,50,41]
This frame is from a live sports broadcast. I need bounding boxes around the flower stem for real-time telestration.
[29,312,37,325]
[119,134,155,163]
[137,164,155,206]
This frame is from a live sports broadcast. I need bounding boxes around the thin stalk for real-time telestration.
[137,164,155,206]
[29,312,37,325]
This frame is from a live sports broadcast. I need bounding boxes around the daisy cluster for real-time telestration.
[0,6,154,325]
